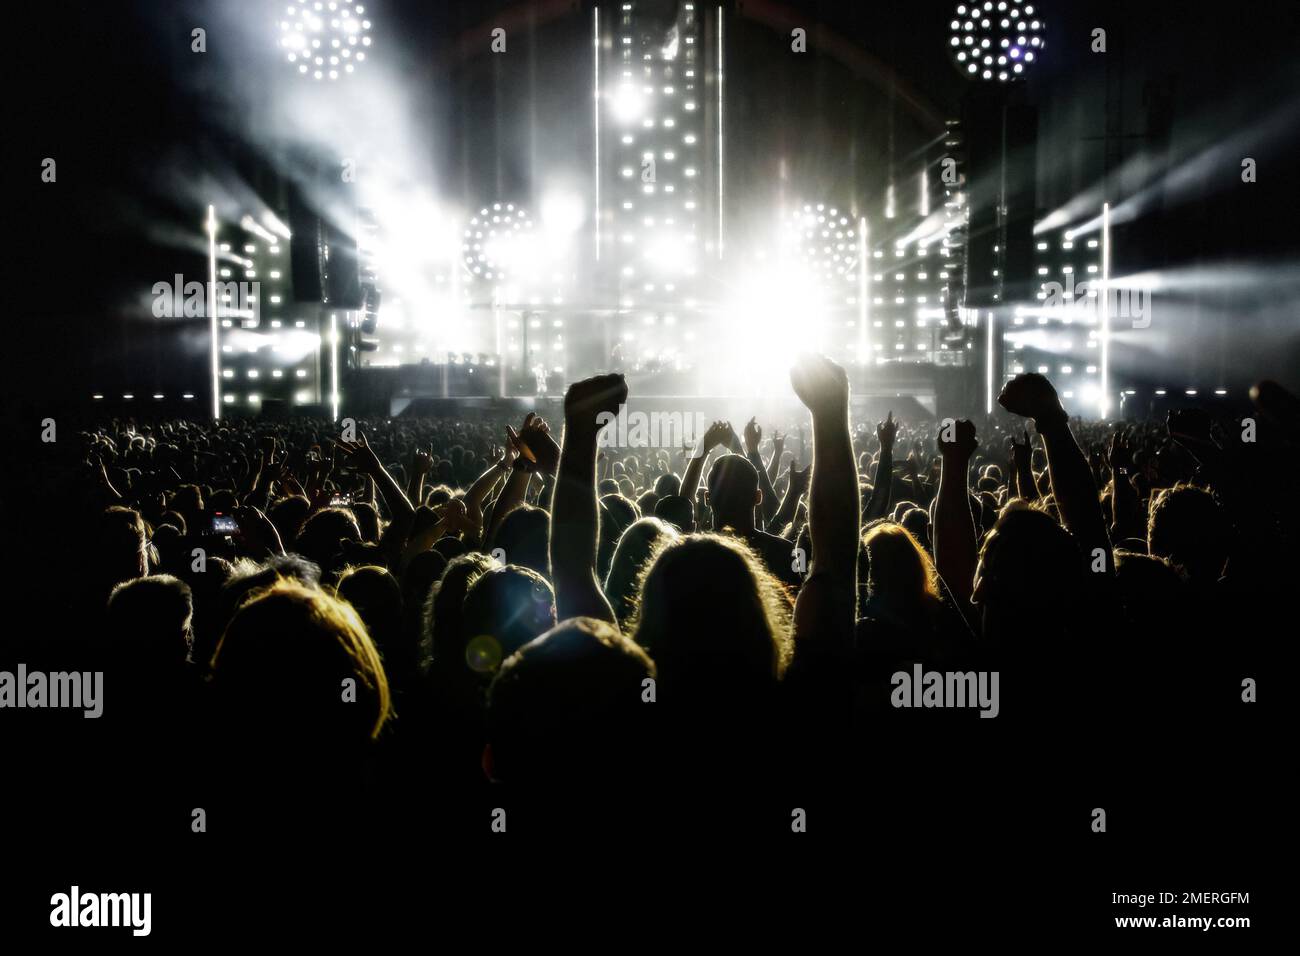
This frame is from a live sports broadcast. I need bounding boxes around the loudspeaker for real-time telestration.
[287,180,322,303]
[322,215,362,309]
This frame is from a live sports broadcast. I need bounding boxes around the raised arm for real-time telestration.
[407,445,433,507]
[549,375,625,624]
[743,417,780,529]
[463,442,513,541]
[771,460,810,536]
[934,418,980,608]
[767,430,785,486]
[1011,429,1039,502]
[334,434,415,525]
[1105,431,1142,542]
[999,373,1111,569]
[680,420,729,504]
[790,355,859,647]
[863,412,896,522]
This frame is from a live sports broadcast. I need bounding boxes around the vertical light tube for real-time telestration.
[206,205,221,421]
[986,310,995,416]
[593,6,601,262]
[716,5,725,259]
[858,217,870,366]
[1100,201,1112,419]
[330,311,340,422]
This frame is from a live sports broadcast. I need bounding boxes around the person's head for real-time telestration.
[425,484,455,508]
[424,551,498,671]
[461,565,557,668]
[210,578,391,747]
[899,507,931,552]
[705,454,761,530]
[862,522,941,613]
[148,523,187,576]
[653,494,695,533]
[159,511,188,536]
[604,517,681,627]
[350,501,381,543]
[654,472,681,498]
[336,565,404,658]
[195,554,322,670]
[973,503,1084,645]
[105,574,193,668]
[98,506,149,586]
[597,495,640,579]
[485,617,655,784]
[268,495,311,547]
[632,533,791,707]
[493,504,551,579]
[171,484,204,521]
[1147,483,1230,585]
[293,506,362,578]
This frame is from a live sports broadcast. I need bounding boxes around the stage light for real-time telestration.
[784,203,858,286]
[462,204,536,283]
[280,2,371,80]
[948,1,1043,81]
[610,83,647,124]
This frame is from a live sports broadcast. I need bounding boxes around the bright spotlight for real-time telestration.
[540,192,586,238]
[947,1,1043,82]
[609,83,647,124]
[462,204,536,283]
[644,233,690,274]
[783,203,858,286]
[280,2,372,81]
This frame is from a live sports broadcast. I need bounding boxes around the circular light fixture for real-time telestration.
[784,203,858,286]
[280,2,372,81]
[948,2,1043,82]
[462,204,535,282]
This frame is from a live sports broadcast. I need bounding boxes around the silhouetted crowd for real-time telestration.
[8,362,1289,838]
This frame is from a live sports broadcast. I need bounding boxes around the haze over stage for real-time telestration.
[7,1,1299,419]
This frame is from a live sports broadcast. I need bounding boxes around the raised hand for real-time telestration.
[790,354,850,419]
[564,373,628,427]
[937,418,979,461]
[701,420,731,452]
[512,413,561,475]
[743,417,763,456]
[771,430,786,460]
[785,460,812,493]
[234,505,285,557]
[333,433,380,473]
[412,446,434,477]
[1106,431,1133,474]
[1010,428,1032,462]
[877,411,897,451]
[998,372,1066,424]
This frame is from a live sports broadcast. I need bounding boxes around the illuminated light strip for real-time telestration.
[858,217,870,364]
[593,6,601,261]
[330,312,340,422]
[1101,201,1111,418]
[717,5,724,258]
[986,309,995,416]
[206,204,221,421]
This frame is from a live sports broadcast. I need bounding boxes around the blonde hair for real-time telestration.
[863,522,941,605]
[212,577,392,740]
[629,532,794,680]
